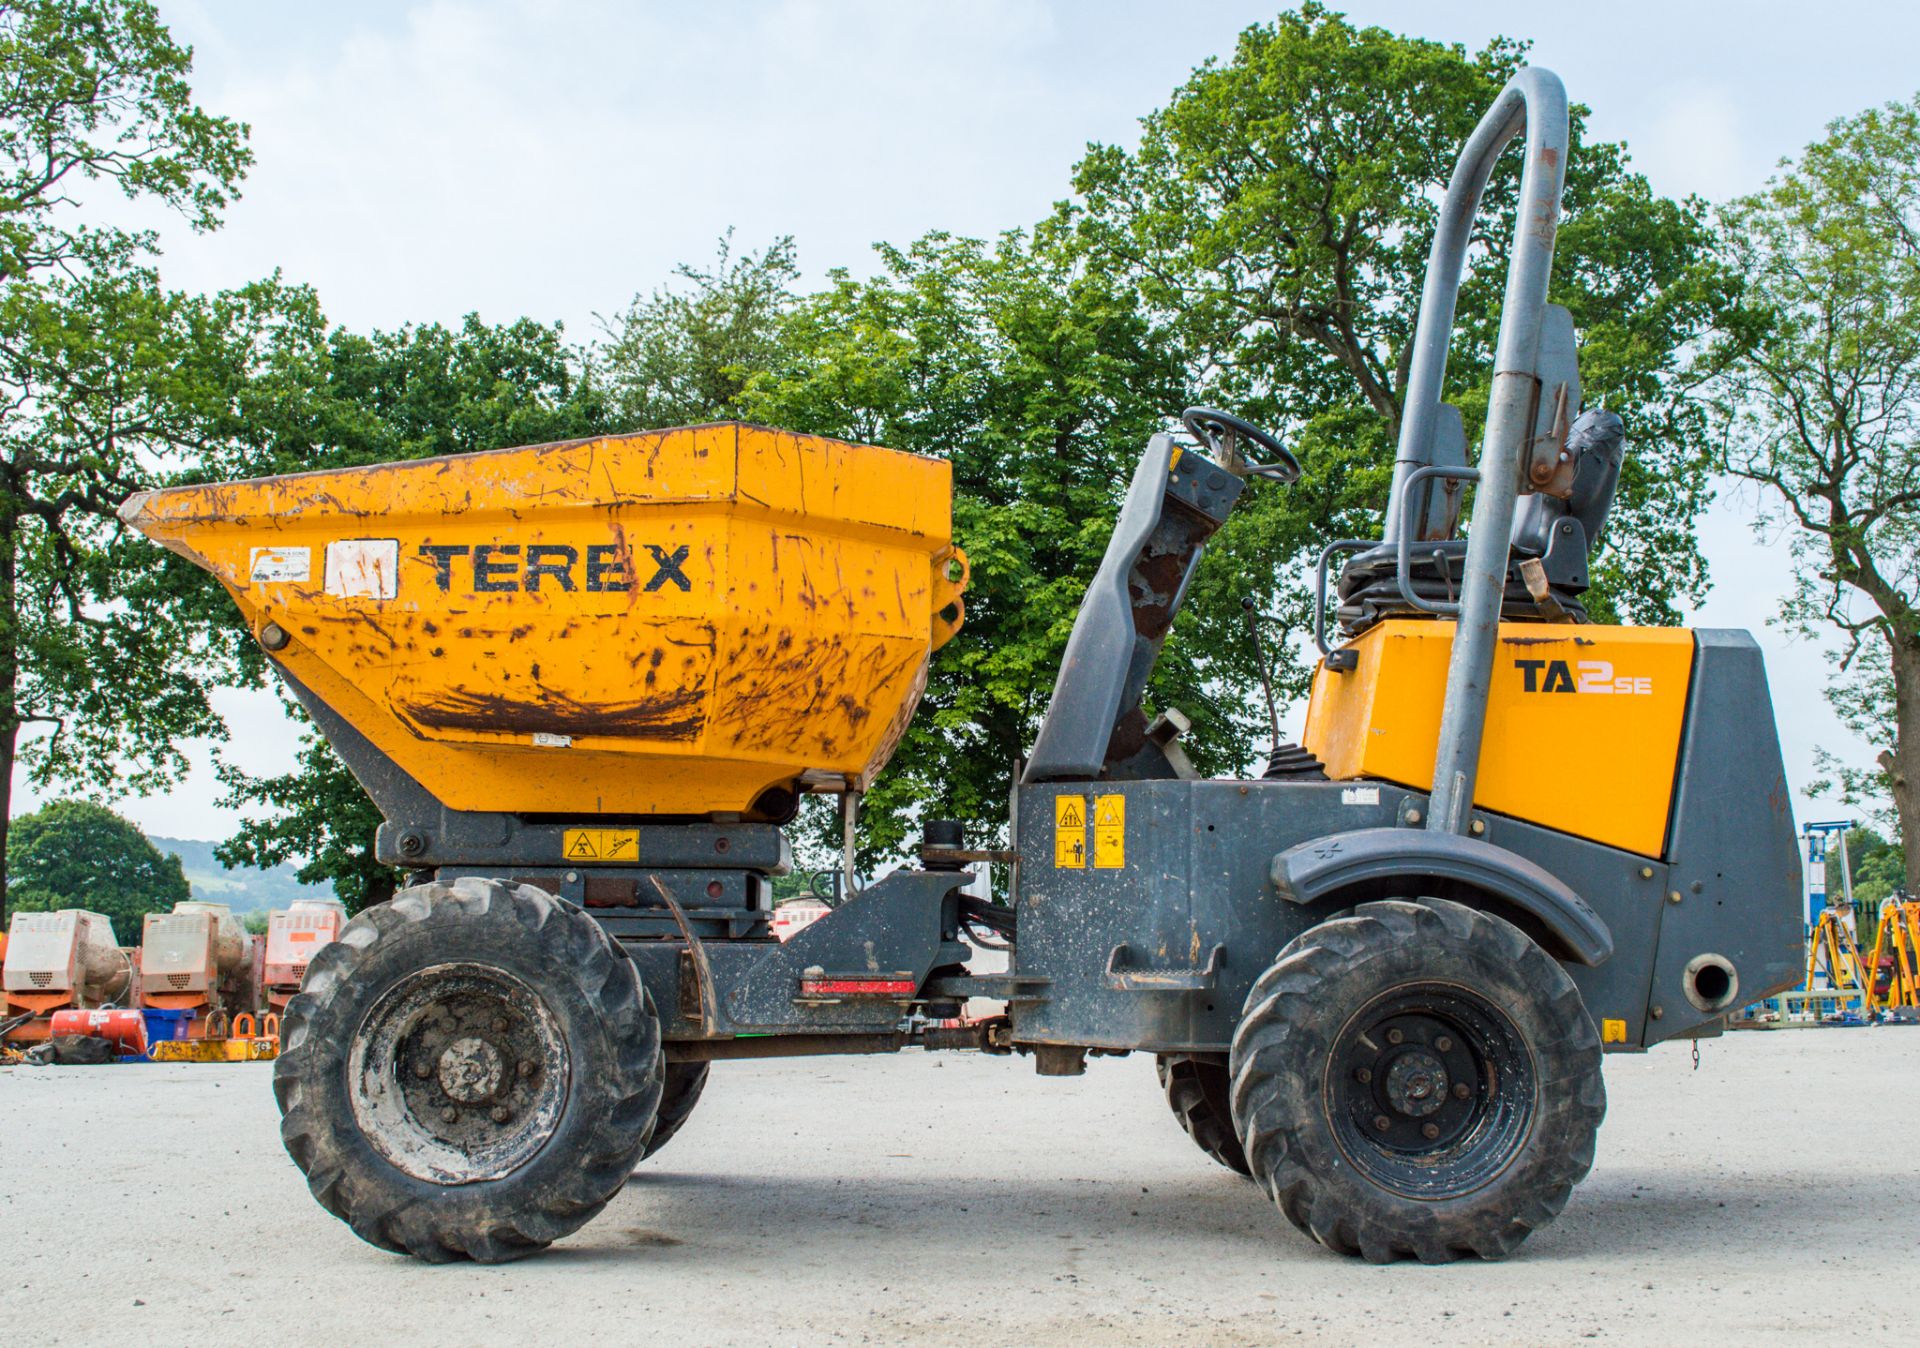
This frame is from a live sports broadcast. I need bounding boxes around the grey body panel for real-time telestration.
[1006,633,1799,1054]
[1645,630,1802,1036]
[621,869,973,1039]
[1007,777,1668,1053]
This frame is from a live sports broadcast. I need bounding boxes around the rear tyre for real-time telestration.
[274,878,664,1263]
[1156,1054,1251,1176]
[640,1062,709,1160]
[1229,898,1604,1263]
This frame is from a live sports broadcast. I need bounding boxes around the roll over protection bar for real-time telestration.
[1398,69,1571,840]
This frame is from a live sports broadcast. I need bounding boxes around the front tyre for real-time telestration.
[274,878,664,1263]
[1229,898,1604,1263]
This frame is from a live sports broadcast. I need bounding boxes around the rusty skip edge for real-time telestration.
[114,425,956,538]
[121,422,953,498]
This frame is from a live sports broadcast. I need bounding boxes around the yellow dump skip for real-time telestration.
[124,424,967,820]
[1302,621,1694,857]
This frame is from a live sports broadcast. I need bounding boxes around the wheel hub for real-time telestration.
[1383,1048,1448,1118]
[1328,985,1536,1200]
[348,962,570,1184]
[438,1036,505,1103]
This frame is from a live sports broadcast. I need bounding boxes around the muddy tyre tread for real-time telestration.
[1156,1054,1252,1176]
[640,1062,709,1160]
[1229,898,1605,1264]
[274,878,664,1263]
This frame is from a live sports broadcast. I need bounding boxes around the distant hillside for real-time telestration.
[149,837,334,913]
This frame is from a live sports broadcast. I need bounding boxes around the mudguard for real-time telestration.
[1269,826,1613,967]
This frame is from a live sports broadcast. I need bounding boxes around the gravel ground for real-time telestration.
[1,1028,1914,1346]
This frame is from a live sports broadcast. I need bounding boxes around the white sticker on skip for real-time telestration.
[249,546,310,584]
[531,732,573,748]
[1341,786,1381,805]
[324,539,400,600]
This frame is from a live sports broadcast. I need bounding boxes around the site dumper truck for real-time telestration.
[123,69,1800,1264]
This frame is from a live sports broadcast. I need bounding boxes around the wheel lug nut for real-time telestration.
[492,1018,509,1034]
[414,1062,432,1079]
[1435,1036,1452,1053]
[442,1107,459,1124]
[1354,1066,1373,1084]
[1452,1082,1472,1100]
[1385,1028,1403,1045]
[1372,1115,1391,1132]
[1422,1122,1440,1140]
[491,1105,512,1124]
[518,1060,537,1079]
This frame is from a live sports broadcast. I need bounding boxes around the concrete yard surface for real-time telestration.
[2,1029,1916,1346]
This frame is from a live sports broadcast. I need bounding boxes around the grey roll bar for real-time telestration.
[1385,68,1571,835]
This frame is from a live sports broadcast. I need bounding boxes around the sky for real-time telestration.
[21,0,1918,841]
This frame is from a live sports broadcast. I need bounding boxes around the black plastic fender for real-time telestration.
[1268,827,1613,967]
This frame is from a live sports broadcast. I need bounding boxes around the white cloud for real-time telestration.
[1635,86,1757,203]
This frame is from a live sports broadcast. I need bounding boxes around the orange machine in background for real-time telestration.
[140,902,260,1039]
[264,898,345,1012]
[2,910,129,1043]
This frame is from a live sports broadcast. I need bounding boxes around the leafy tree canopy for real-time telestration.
[1713,95,1920,890]
[1067,3,1730,637]
[8,796,189,943]
[1844,826,1909,905]
[591,232,798,429]
[0,0,262,916]
[740,228,1200,859]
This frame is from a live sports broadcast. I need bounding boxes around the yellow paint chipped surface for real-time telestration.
[123,424,967,820]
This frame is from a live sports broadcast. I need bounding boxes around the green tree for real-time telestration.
[0,0,257,920]
[199,301,613,908]
[7,797,189,944]
[741,228,1204,860]
[590,232,798,429]
[216,730,392,916]
[1712,96,1920,892]
[1844,826,1908,905]
[1067,5,1729,660]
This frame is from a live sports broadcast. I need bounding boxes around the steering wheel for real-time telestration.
[1181,407,1302,483]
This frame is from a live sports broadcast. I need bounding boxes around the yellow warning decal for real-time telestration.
[1093,793,1125,869]
[1053,795,1087,868]
[1601,1017,1628,1044]
[562,828,640,863]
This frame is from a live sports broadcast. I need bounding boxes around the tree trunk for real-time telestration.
[0,494,14,926]
[0,723,12,928]
[1887,633,1920,895]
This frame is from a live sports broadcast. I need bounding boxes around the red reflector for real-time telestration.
[799,977,916,997]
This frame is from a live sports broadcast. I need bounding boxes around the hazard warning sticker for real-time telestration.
[562,828,639,862]
[1093,793,1125,868]
[1053,795,1087,868]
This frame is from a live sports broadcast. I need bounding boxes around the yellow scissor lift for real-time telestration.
[1804,900,1871,1002]
[1865,896,1920,1014]
[1741,822,1872,1026]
